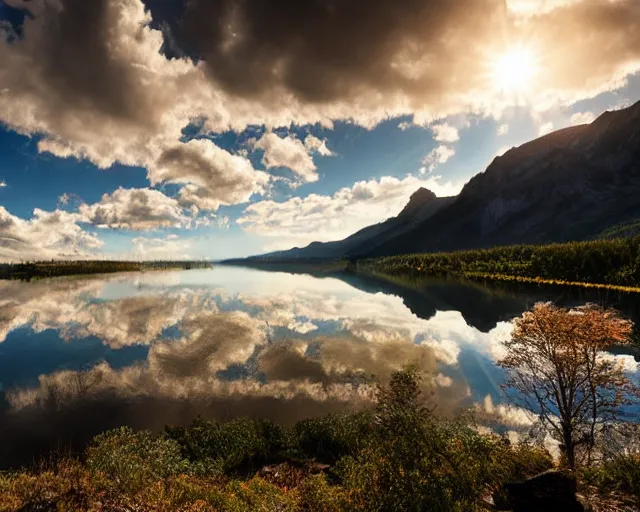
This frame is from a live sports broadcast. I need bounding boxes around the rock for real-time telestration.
[495,470,586,512]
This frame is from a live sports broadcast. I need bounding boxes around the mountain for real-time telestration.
[253,188,455,260]
[365,100,640,257]
[247,100,640,261]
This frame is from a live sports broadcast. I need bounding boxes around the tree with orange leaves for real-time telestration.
[498,302,638,470]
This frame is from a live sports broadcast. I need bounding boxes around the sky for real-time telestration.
[0,0,638,261]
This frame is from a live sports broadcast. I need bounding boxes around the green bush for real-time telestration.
[292,412,373,464]
[335,369,552,512]
[86,426,189,493]
[582,454,640,500]
[297,474,351,512]
[207,477,299,512]
[166,417,286,476]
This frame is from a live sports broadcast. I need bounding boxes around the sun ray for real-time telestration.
[491,45,540,94]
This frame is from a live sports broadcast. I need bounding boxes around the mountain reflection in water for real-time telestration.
[0,266,637,468]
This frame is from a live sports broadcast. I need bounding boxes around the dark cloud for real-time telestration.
[38,0,140,119]
[4,0,159,130]
[178,0,498,104]
[1,0,639,212]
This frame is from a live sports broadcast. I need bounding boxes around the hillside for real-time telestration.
[246,100,640,261]
[366,100,640,257]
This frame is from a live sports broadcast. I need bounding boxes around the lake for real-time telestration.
[1,265,638,468]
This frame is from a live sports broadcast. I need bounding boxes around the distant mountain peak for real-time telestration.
[398,187,438,217]
[411,187,437,201]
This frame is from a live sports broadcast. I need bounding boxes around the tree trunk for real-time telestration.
[562,425,576,470]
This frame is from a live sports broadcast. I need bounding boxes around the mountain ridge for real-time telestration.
[245,100,640,261]
[254,187,455,260]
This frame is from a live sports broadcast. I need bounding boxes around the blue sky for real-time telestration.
[0,0,639,261]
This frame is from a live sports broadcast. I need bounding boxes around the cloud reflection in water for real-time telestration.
[0,267,517,467]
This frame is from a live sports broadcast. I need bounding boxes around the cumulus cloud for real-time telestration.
[0,185,222,261]
[4,307,463,419]
[250,132,334,183]
[304,134,334,157]
[421,145,455,173]
[0,277,104,344]
[129,234,193,260]
[153,139,271,211]
[56,193,85,212]
[431,123,459,143]
[0,0,270,210]
[238,174,463,249]
[150,311,266,378]
[0,206,102,262]
[79,187,191,230]
[216,215,230,230]
[497,124,509,136]
[0,275,218,347]
[0,0,637,209]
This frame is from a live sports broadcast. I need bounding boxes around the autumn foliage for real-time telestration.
[499,303,638,469]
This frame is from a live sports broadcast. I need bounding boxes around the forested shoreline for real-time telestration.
[8,237,640,289]
[0,260,213,280]
[356,236,640,291]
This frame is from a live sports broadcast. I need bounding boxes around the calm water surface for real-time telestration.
[0,266,638,467]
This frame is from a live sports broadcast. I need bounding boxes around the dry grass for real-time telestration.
[0,462,301,512]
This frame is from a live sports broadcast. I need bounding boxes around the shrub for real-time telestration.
[207,477,299,512]
[292,412,373,464]
[582,454,640,501]
[297,474,351,512]
[336,369,553,512]
[86,426,189,493]
[166,417,286,476]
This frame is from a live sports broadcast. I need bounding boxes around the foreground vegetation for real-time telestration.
[1,367,638,511]
[0,260,212,280]
[0,370,556,511]
[357,236,640,290]
[1,296,638,510]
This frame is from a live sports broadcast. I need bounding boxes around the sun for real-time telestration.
[491,46,539,93]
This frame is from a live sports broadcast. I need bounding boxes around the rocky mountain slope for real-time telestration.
[365,100,640,257]
[249,100,640,261]
[254,188,454,260]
